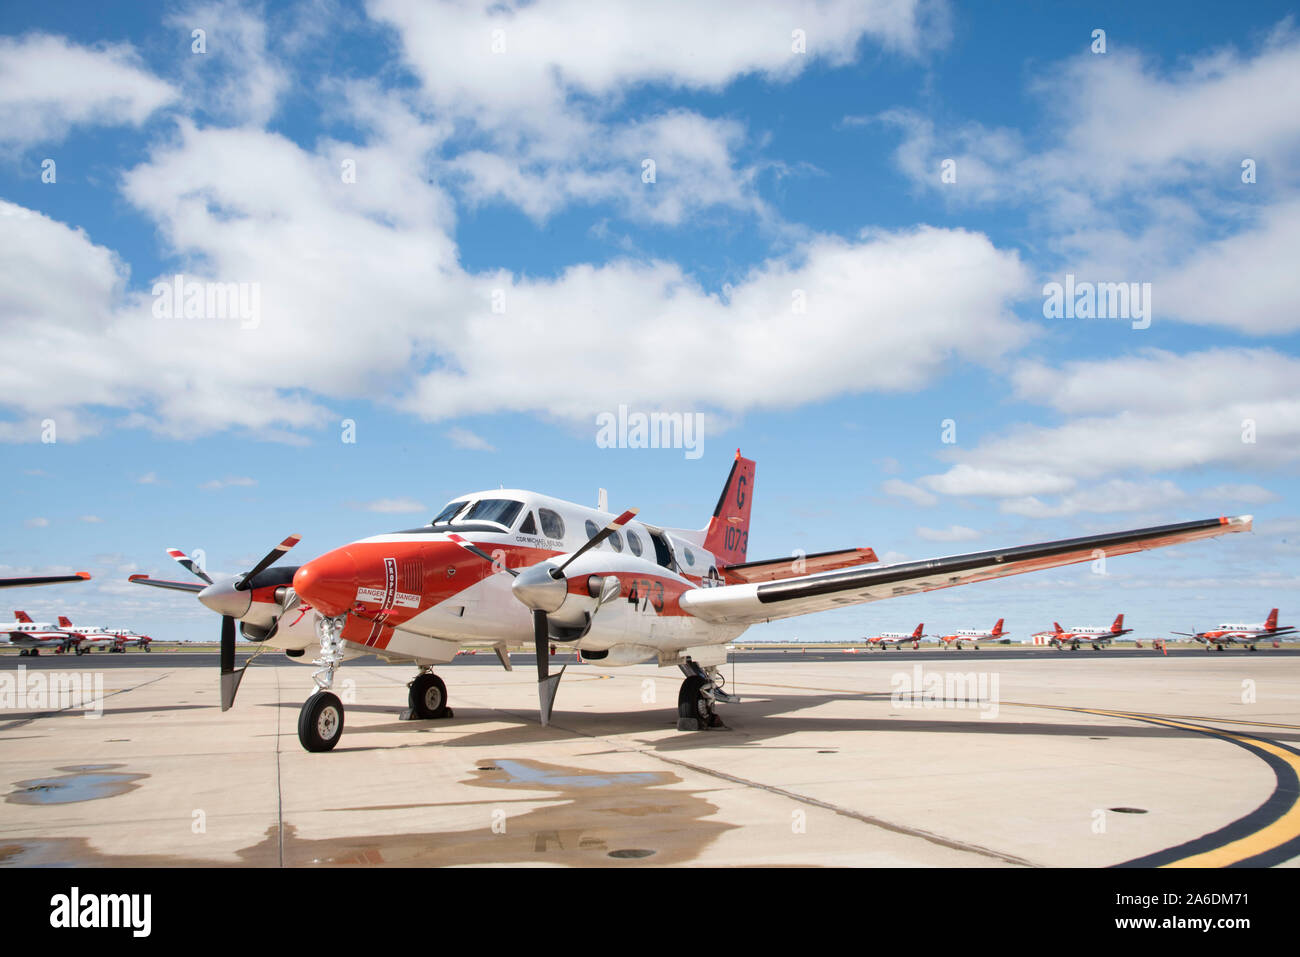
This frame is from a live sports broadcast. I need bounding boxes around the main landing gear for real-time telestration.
[676,659,736,731]
[294,613,455,752]
[407,671,452,720]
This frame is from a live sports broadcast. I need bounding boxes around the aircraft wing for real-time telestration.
[680,516,1251,625]
[0,572,91,589]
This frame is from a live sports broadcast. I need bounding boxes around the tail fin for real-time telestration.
[1265,608,1279,630]
[1111,613,1124,633]
[14,610,32,623]
[58,615,72,628]
[912,622,924,638]
[1053,622,1063,634]
[991,618,1004,635]
[703,450,756,566]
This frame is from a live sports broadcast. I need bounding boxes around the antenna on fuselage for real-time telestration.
[598,488,608,511]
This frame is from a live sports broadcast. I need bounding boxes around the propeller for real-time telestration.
[167,547,213,584]
[167,536,302,711]
[450,509,638,725]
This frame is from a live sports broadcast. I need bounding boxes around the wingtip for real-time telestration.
[75,571,91,580]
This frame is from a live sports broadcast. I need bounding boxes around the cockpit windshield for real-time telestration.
[431,497,523,530]
[432,500,470,525]
[462,498,523,528]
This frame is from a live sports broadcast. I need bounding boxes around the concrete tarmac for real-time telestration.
[1,652,1298,867]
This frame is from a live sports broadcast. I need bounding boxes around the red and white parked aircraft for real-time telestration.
[57,616,120,655]
[107,629,153,652]
[54,616,153,653]
[130,453,1252,751]
[0,610,75,656]
[1173,609,1295,652]
[866,623,927,650]
[1035,613,1133,651]
[935,619,1008,650]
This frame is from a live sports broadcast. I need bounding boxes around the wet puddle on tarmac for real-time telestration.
[0,758,733,866]
[6,764,147,806]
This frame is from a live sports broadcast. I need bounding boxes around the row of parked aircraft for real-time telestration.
[0,610,153,655]
[863,610,1294,652]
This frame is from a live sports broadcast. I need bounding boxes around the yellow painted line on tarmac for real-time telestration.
[1012,702,1300,867]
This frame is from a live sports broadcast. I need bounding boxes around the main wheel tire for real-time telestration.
[298,692,345,752]
[408,673,449,719]
[677,675,711,731]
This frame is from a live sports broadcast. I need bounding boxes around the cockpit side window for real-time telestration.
[519,511,538,535]
[463,498,523,528]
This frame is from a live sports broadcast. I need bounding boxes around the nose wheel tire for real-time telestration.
[298,691,345,752]
[408,673,450,719]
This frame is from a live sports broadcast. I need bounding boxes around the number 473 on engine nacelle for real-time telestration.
[129,452,1252,752]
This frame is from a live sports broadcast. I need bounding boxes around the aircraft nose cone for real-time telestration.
[197,579,252,619]
[293,548,359,618]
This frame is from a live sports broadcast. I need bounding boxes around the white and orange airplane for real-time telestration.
[54,616,153,653]
[130,453,1252,751]
[0,610,76,656]
[935,619,1009,650]
[1172,609,1295,652]
[57,616,121,655]
[1034,613,1133,651]
[107,629,153,653]
[865,623,927,650]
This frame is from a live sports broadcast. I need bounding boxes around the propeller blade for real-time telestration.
[534,608,564,726]
[557,508,638,574]
[238,535,302,588]
[167,548,213,585]
[219,614,245,711]
[447,534,519,577]
[534,609,549,682]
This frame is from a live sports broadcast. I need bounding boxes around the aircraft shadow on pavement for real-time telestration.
[252,690,1300,752]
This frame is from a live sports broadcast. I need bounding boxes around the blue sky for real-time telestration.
[1,0,1297,642]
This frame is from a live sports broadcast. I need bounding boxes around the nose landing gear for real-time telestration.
[298,613,348,753]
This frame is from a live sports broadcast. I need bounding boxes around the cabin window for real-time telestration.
[585,519,600,542]
[539,508,565,540]
[609,530,624,552]
[626,531,643,557]
[683,547,695,566]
